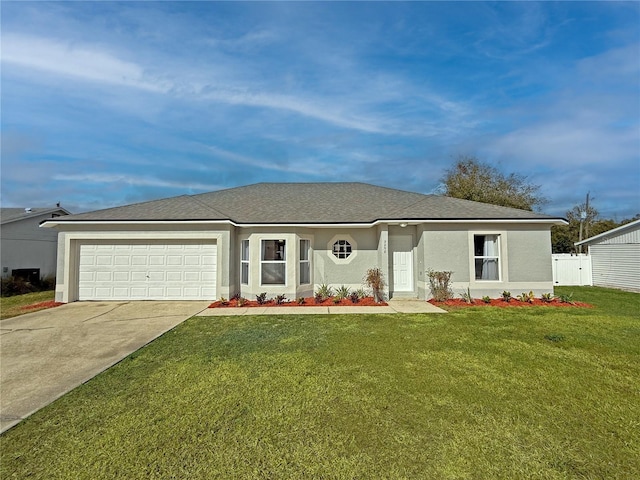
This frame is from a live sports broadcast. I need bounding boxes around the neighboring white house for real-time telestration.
[575,219,640,292]
[1,206,71,281]
[41,183,566,303]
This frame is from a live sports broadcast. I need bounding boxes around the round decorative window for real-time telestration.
[332,240,352,259]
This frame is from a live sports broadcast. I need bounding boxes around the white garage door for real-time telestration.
[78,241,217,300]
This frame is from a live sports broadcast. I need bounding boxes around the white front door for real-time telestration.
[392,235,414,292]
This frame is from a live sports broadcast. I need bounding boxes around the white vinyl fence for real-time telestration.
[552,254,593,286]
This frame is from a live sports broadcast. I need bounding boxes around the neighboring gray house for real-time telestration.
[575,219,640,292]
[1,206,71,281]
[41,183,565,303]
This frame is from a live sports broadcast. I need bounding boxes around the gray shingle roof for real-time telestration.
[1,207,70,224]
[49,183,563,224]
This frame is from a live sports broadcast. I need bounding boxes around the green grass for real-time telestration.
[0,291,55,319]
[2,287,639,479]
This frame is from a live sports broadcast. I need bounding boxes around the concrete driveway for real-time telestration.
[0,301,209,434]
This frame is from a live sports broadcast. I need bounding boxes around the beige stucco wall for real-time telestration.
[1,213,61,279]
[235,226,384,301]
[419,223,554,298]
[51,220,554,303]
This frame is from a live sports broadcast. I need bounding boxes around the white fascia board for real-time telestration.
[42,217,567,229]
[575,218,640,246]
[40,219,234,228]
[3,208,71,226]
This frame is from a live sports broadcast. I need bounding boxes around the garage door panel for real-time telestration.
[166,272,182,281]
[149,256,165,265]
[113,272,129,281]
[167,256,183,265]
[79,271,95,282]
[78,241,217,300]
[131,271,147,282]
[131,256,147,265]
[184,256,200,266]
[95,287,113,297]
[201,271,216,281]
[183,271,199,281]
[96,256,113,266]
[95,271,112,282]
[148,271,164,281]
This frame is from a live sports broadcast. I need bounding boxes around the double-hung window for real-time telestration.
[299,239,310,285]
[261,240,286,285]
[474,234,500,281]
[240,240,249,285]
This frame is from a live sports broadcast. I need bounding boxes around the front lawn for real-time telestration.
[2,287,639,478]
[0,290,56,320]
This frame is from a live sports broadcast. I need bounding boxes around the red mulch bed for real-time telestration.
[209,296,387,308]
[21,301,65,311]
[428,298,592,308]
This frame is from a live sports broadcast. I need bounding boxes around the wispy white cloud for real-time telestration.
[2,34,171,92]
[52,173,222,191]
[204,144,323,176]
[488,122,638,168]
[1,31,472,137]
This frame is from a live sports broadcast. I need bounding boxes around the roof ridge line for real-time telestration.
[187,194,232,220]
[385,192,434,217]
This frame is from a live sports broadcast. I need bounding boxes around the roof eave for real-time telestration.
[574,218,640,246]
[3,208,71,226]
[41,217,567,228]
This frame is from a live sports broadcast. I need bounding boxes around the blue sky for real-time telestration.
[2,1,639,219]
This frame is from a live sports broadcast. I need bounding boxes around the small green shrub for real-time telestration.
[1,276,55,297]
[541,293,553,303]
[517,291,535,303]
[39,275,56,291]
[460,287,474,304]
[557,292,574,304]
[256,292,268,305]
[335,285,351,300]
[296,297,305,305]
[275,294,287,305]
[501,291,512,302]
[355,288,367,299]
[332,297,341,304]
[237,297,247,307]
[482,296,491,304]
[315,284,333,302]
[427,270,453,302]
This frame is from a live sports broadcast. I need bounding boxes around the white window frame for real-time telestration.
[299,238,311,285]
[240,239,249,285]
[332,239,352,259]
[327,234,358,265]
[260,239,286,286]
[473,233,502,282]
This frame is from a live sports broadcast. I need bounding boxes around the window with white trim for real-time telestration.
[261,239,286,285]
[300,239,310,285]
[332,240,352,259]
[240,239,249,285]
[474,234,500,281]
